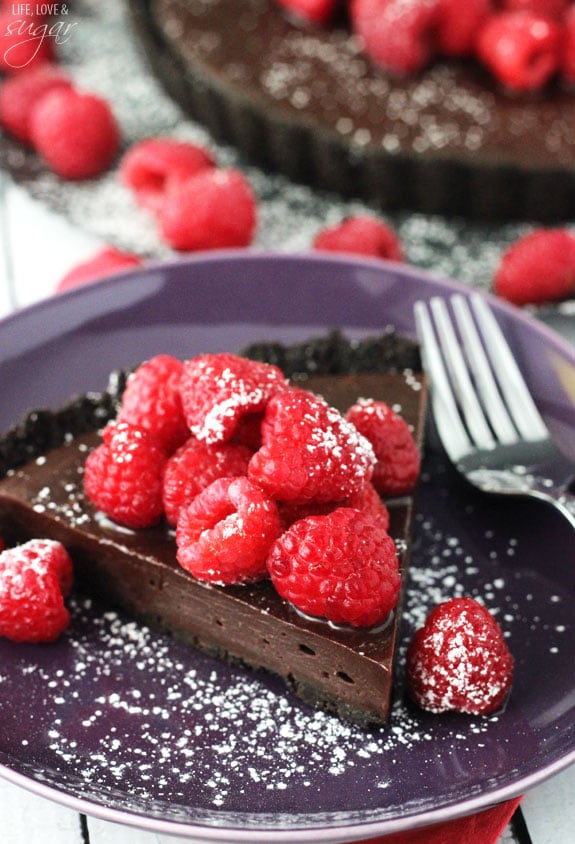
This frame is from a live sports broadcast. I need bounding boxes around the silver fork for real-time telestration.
[414,293,575,529]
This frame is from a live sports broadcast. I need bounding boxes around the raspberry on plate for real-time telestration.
[180,353,288,444]
[159,167,257,251]
[0,63,72,144]
[313,215,403,261]
[0,539,73,643]
[176,476,282,584]
[248,387,375,504]
[84,421,168,529]
[493,227,575,305]
[55,247,142,293]
[118,354,189,454]
[120,137,215,213]
[163,437,252,526]
[406,597,514,714]
[30,87,120,180]
[267,507,401,627]
[345,398,420,496]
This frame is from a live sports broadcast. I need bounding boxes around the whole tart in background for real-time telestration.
[128,0,575,222]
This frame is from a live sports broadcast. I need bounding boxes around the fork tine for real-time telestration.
[414,300,471,461]
[450,294,518,445]
[469,294,549,441]
[429,297,496,450]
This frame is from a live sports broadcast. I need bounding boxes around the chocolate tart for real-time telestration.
[127,0,575,222]
[0,333,426,726]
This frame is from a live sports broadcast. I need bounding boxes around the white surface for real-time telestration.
[1,180,574,843]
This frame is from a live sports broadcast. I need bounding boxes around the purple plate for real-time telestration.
[0,252,574,841]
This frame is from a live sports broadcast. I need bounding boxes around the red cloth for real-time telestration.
[353,796,522,844]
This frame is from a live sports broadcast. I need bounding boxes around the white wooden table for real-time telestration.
[1,180,574,844]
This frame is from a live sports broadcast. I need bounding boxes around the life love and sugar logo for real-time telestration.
[1,4,77,70]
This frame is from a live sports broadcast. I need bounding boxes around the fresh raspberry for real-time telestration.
[279,481,390,530]
[0,10,54,73]
[0,539,73,643]
[180,353,288,444]
[163,437,252,526]
[493,228,575,305]
[159,167,257,251]
[118,354,189,454]
[248,387,375,504]
[476,10,562,92]
[313,215,403,261]
[275,0,339,25]
[561,6,575,85]
[176,476,282,584]
[267,508,400,627]
[84,421,168,529]
[55,247,143,293]
[345,398,420,496]
[30,87,120,180]
[406,597,514,714]
[436,0,493,56]
[500,0,568,19]
[0,63,71,144]
[350,0,442,76]
[120,137,215,213]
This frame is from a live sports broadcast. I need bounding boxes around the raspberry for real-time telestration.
[176,476,281,585]
[267,508,400,627]
[55,247,142,293]
[279,481,390,530]
[345,398,420,496]
[120,137,215,213]
[84,421,168,529]
[0,10,54,73]
[476,10,562,92]
[180,353,288,444]
[30,87,120,180]
[163,437,252,526]
[561,6,575,85]
[313,215,403,261]
[159,167,257,251]
[406,597,514,714]
[275,0,339,25]
[0,63,71,144]
[493,228,575,305]
[118,354,189,454]
[436,0,493,57]
[0,539,73,643]
[351,0,442,76]
[500,0,568,19]
[248,387,375,504]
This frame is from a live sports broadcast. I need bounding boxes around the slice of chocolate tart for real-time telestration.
[0,332,426,725]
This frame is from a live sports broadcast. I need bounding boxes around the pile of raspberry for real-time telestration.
[277,0,575,93]
[83,352,421,629]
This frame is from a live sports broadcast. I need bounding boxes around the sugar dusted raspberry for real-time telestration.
[30,87,120,180]
[120,137,215,213]
[55,247,142,293]
[176,476,282,585]
[493,228,575,305]
[118,354,189,454]
[84,421,168,529]
[313,215,403,261]
[476,10,561,92]
[0,10,54,73]
[406,597,514,714]
[0,539,73,643]
[180,353,288,444]
[346,398,420,496]
[437,0,493,56]
[267,508,400,627]
[0,63,71,144]
[561,5,575,85]
[351,0,442,76]
[248,387,375,504]
[159,167,257,251]
[163,437,252,526]
[275,0,339,25]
